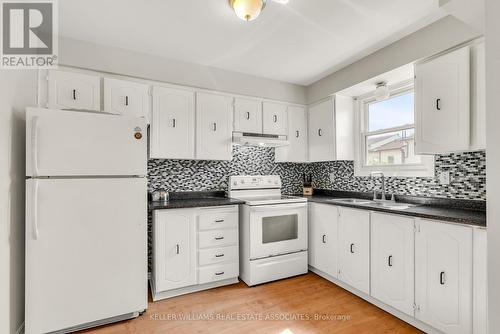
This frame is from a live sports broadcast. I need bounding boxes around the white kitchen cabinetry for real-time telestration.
[47,70,101,111]
[338,207,370,294]
[233,97,263,134]
[415,219,473,334]
[275,105,308,163]
[152,209,197,293]
[196,92,234,161]
[150,86,195,159]
[104,78,151,122]
[415,46,471,154]
[471,41,486,150]
[152,206,239,301]
[473,228,488,334]
[308,95,354,162]
[371,213,415,316]
[262,101,288,136]
[308,203,338,278]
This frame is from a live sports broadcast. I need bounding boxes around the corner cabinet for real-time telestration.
[152,209,197,292]
[103,78,151,122]
[371,213,415,316]
[150,86,195,159]
[337,207,370,294]
[308,203,338,278]
[308,95,354,162]
[47,70,101,111]
[196,92,234,161]
[275,105,308,163]
[414,219,473,334]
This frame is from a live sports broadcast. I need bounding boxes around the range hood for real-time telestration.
[232,132,289,148]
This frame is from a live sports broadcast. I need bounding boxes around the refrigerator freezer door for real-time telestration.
[26,108,147,177]
[25,178,147,334]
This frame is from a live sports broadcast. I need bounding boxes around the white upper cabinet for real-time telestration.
[415,46,471,154]
[104,78,151,122]
[338,207,370,294]
[308,203,339,278]
[471,41,486,150]
[275,105,308,163]
[233,98,263,134]
[262,101,288,136]
[371,213,415,316]
[48,70,101,111]
[150,86,195,160]
[196,92,234,161]
[153,209,197,292]
[308,95,354,162]
[415,219,472,334]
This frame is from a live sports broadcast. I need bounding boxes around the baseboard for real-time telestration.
[150,277,239,302]
[309,266,442,334]
[15,322,24,334]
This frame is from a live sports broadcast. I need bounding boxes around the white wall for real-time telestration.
[486,0,500,332]
[58,37,307,105]
[306,15,481,103]
[0,71,38,334]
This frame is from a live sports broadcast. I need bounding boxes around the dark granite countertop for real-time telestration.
[149,191,244,210]
[303,189,486,228]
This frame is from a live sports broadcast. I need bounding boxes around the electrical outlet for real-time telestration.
[439,171,451,185]
[330,173,335,182]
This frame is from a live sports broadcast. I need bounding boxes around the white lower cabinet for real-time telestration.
[371,213,415,316]
[338,207,370,294]
[152,209,197,292]
[473,228,488,334]
[415,219,473,334]
[152,206,239,301]
[308,203,338,278]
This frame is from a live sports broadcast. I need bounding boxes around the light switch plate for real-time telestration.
[439,171,451,185]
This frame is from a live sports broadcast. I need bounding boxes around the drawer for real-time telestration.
[198,229,238,249]
[198,208,238,231]
[198,246,239,266]
[198,262,239,284]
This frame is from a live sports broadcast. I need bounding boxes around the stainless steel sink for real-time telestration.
[372,201,417,210]
[327,198,373,205]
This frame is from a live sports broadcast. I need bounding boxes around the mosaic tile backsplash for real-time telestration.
[148,147,486,201]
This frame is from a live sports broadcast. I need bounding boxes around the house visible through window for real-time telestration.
[364,91,421,166]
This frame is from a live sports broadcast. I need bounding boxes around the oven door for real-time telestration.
[249,202,308,260]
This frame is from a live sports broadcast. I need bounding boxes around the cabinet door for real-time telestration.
[415,46,470,154]
[308,98,335,162]
[473,228,487,334]
[371,213,415,316]
[471,42,486,150]
[153,209,196,292]
[415,219,472,334]
[338,207,370,294]
[275,106,308,162]
[48,70,101,111]
[196,92,234,161]
[150,86,195,159]
[234,98,262,133]
[308,203,338,278]
[104,78,151,122]
[262,101,288,135]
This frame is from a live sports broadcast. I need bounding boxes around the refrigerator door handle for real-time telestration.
[33,180,39,240]
[32,116,39,176]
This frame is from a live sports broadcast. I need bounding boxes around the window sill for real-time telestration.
[354,156,435,177]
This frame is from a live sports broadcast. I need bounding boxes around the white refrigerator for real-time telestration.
[25,108,148,334]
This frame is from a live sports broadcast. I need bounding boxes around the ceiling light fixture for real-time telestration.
[374,81,390,101]
[229,0,289,22]
[229,0,267,21]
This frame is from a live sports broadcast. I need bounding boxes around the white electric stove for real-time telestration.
[229,175,308,286]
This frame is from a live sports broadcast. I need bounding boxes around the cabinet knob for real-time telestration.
[215,271,225,276]
[172,118,176,128]
[296,130,300,138]
[176,244,180,254]
[72,89,77,100]
[246,112,250,120]
[436,98,442,111]
[388,255,393,267]
[318,129,323,137]
[214,236,224,240]
[214,219,224,223]
[273,115,277,123]
[213,123,217,131]
[350,243,355,254]
[215,253,225,258]
[125,95,129,106]
[440,271,446,285]
[322,234,326,244]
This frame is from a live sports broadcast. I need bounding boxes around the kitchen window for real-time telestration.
[354,82,434,177]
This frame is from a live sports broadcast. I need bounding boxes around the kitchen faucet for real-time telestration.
[370,171,388,201]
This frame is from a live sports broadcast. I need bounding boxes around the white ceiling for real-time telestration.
[58,0,445,85]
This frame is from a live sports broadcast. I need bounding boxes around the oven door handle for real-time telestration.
[250,203,307,212]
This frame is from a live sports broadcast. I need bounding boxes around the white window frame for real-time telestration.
[354,81,435,177]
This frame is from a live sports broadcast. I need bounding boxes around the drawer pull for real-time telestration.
[125,95,129,106]
[214,236,224,240]
[72,89,77,100]
[440,271,446,285]
[215,271,225,276]
[214,219,225,223]
[215,254,225,258]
